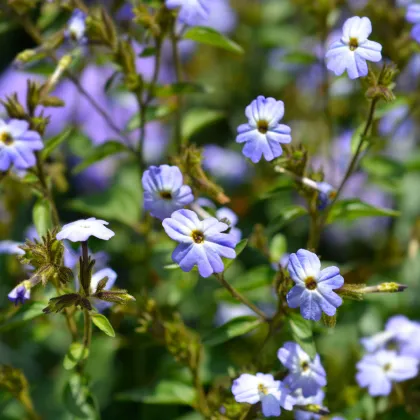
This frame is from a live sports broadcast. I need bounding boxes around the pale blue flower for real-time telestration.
[56,218,115,242]
[8,282,31,305]
[65,9,88,44]
[162,209,237,278]
[292,388,325,420]
[326,16,382,79]
[278,342,327,397]
[236,96,292,163]
[142,165,194,220]
[216,207,242,243]
[0,240,24,255]
[286,249,344,321]
[0,119,43,171]
[232,373,295,418]
[356,350,418,396]
[165,0,210,26]
[90,267,117,311]
[407,5,420,43]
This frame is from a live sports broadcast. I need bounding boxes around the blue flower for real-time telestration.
[57,218,115,242]
[316,182,336,210]
[286,249,344,321]
[65,9,88,44]
[8,281,31,305]
[162,209,237,278]
[143,165,194,220]
[407,5,420,43]
[216,207,242,243]
[236,96,292,163]
[356,350,418,396]
[325,16,382,79]
[278,342,327,397]
[0,240,25,255]
[0,119,43,171]
[232,373,295,418]
[292,388,325,420]
[165,0,210,26]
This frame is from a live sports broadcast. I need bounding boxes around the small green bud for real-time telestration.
[43,293,91,314]
[93,289,135,304]
[1,94,26,119]
[363,282,408,293]
[336,283,365,301]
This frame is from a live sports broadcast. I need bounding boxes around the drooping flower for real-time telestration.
[325,16,382,79]
[232,373,295,418]
[90,267,118,312]
[65,9,88,44]
[142,165,194,220]
[356,350,418,396]
[216,207,242,243]
[407,5,420,43]
[316,182,336,210]
[292,388,325,420]
[236,96,292,163]
[165,0,210,26]
[8,281,31,305]
[162,209,237,278]
[0,119,43,171]
[286,249,344,321]
[56,218,115,242]
[278,342,327,397]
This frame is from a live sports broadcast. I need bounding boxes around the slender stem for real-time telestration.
[190,352,210,416]
[18,391,41,420]
[215,273,268,321]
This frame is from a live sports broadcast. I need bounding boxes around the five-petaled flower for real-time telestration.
[407,5,420,44]
[162,209,237,278]
[142,165,194,220]
[278,342,327,397]
[56,218,115,243]
[165,0,210,26]
[8,281,31,305]
[0,119,43,171]
[325,16,382,79]
[65,9,88,44]
[356,349,418,396]
[286,249,344,321]
[236,96,292,163]
[231,373,295,418]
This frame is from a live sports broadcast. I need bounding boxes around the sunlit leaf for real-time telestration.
[288,313,316,358]
[91,313,115,337]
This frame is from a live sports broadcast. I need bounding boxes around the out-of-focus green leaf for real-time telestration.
[0,302,45,332]
[288,313,316,358]
[41,128,73,159]
[281,51,316,65]
[259,177,294,200]
[224,239,248,270]
[327,199,400,223]
[203,315,261,346]
[361,156,405,179]
[268,205,307,233]
[269,233,287,264]
[63,343,90,371]
[33,198,53,238]
[91,313,115,337]
[183,26,244,54]
[182,108,225,140]
[72,141,128,174]
[63,373,98,419]
[126,105,173,131]
[116,380,196,406]
[156,82,209,97]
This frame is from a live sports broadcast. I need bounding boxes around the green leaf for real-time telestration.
[63,373,98,419]
[41,128,73,159]
[156,82,209,97]
[288,313,316,358]
[183,26,244,54]
[126,105,173,131]
[33,198,53,238]
[0,302,45,332]
[182,109,225,140]
[281,51,316,65]
[268,205,307,233]
[224,239,248,270]
[269,233,287,263]
[72,141,128,174]
[203,316,261,346]
[327,199,400,223]
[361,156,405,179]
[91,313,115,337]
[116,380,196,406]
[63,343,90,371]
[351,122,370,154]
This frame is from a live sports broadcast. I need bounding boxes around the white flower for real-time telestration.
[325,16,382,79]
[56,218,115,242]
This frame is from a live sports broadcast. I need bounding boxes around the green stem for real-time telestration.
[215,273,268,322]
[19,391,41,420]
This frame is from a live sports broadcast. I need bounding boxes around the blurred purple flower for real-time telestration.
[64,9,87,45]
[407,5,420,43]
[8,282,30,305]
[165,0,210,26]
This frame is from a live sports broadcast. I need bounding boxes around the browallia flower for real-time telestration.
[356,350,418,396]
[216,207,242,243]
[292,388,325,420]
[162,209,237,278]
[325,16,382,79]
[406,5,420,43]
[278,342,327,397]
[56,218,115,242]
[286,249,344,321]
[0,119,43,171]
[316,182,336,210]
[236,96,292,163]
[8,281,31,305]
[232,373,295,418]
[143,165,194,220]
[0,240,24,255]
[90,267,117,311]
[165,0,210,26]
[65,9,88,44]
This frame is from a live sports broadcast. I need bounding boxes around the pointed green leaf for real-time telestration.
[91,313,115,337]
[33,198,53,238]
[288,313,316,359]
[63,342,90,370]
[224,239,248,270]
[63,373,98,418]
[41,128,73,159]
[268,205,308,233]
[182,108,225,140]
[0,302,45,332]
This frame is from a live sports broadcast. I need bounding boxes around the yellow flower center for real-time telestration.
[159,191,173,200]
[0,131,14,145]
[258,383,268,395]
[349,37,359,51]
[305,276,317,290]
[257,120,269,134]
[301,361,310,371]
[383,363,392,372]
[191,230,205,244]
